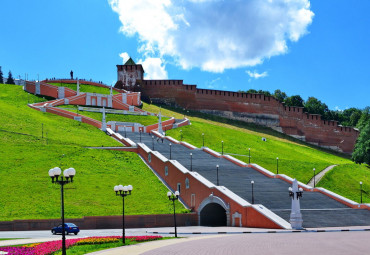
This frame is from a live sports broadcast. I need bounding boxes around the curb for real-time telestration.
[148,228,370,235]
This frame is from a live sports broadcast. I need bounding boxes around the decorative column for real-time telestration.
[101,107,107,132]
[77,80,80,95]
[158,111,164,135]
[289,179,304,229]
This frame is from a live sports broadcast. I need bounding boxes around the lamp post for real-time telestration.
[216,165,220,185]
[202,133,204,147]
[221,141,224,155]
[169,143,172,160]
[124,126,127,138]
[48,167,76,255]
[139,130,142,142]
[251,180,254,204]
[276,157,279,174]
[114,184,133,245]
[360,181,363,203]
[167,191,180,238]
[190,153,193,171]
[288,179,304,229]
[152,136,155,150]
[248,148,251,164]
[180,130,183,141]
[313,168,316,188]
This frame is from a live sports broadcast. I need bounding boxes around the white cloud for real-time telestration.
[139,57,168,79]
[109,0,314,73]
[119,52,130,63]
[246,70,268,79]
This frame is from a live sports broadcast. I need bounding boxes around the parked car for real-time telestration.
[51,223,80,235]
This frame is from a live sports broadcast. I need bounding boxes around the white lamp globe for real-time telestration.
[174,191,180,196]
[49,169,55,177]
[63,169,70,177]
[118,185,124,191]
[53,167,61,176]
[167,191,172,197]
[127,185,133,191]
[123,186,128,192]
[68,168,76,176]
[114,185,119,192]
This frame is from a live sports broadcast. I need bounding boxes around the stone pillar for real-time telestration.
[77,80,80,95]
[101,107,107,132]
[289,179,304,229]
[158,111,164,135]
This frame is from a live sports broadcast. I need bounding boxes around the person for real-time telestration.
[70,70,73,80]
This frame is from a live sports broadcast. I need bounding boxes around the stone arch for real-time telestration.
[198,194,230,226]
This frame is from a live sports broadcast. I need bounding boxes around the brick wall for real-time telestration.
[139,83,359,153]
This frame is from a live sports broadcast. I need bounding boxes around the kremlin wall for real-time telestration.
[115,59,359,154]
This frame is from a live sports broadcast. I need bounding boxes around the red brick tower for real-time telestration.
[115,58,144,90]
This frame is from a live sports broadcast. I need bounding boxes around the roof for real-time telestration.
[124,57,136,65]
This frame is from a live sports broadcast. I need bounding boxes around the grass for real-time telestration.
[142,102,370,202]
[0,84,186,221]
[57,105,168,126]
[48,82,119,95]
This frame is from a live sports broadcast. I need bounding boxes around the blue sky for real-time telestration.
[1,0,369,110]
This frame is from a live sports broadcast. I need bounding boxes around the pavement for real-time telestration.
[1,226,369,255]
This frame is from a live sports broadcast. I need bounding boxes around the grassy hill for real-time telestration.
[0,84,185,221]
[142,103,369,203]
[48,82,119,95]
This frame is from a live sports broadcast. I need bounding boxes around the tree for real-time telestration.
[284,95,304,107]
[6,71,15,84]
[257,90,271,96]
[304,97,329,116]
[273,89,287,102]
[352,107,370,165]
[0,66,3,84]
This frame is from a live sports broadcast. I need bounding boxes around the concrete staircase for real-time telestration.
[121,132,370,228]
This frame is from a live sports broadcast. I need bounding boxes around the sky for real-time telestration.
[1,0,369,110]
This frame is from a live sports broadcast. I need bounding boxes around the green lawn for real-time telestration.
[57,105,167,126]
[142,103,370,203]
[48,82,119,95]
[0,84,185,221]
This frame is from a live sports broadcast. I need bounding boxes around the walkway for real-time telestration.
[120,132,370,228]
[307,165,337,187]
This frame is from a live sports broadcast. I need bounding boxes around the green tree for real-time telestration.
[6,71,15,85]
[273,89,287,102]
[304,97,329,116]
[257,90,271,96]
[352,107,370,165]
[284,95,304,107]
[0,66,3,84]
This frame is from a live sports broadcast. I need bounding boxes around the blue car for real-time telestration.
[51,223,80,235]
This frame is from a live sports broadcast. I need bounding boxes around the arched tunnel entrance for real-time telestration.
[200,203,227,226]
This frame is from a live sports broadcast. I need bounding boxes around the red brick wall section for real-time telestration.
[0,213,198,231]
[140,83,359,153]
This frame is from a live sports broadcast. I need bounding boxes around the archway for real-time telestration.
[200,203,227,226]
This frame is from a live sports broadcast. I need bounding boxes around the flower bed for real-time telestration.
[0,235,162,255]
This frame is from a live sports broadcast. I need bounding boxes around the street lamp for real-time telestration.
[251,180,254,204]
[248,148,251,164]
[167,190,180,238]
[180,130,183,141]
[139,130,142,142]
[124,126,127,138]
[202,133,204,147]
[48,167,76,255]
[169,143,172,160]
[276,157,279,174]
[360,181,363,203]
[190,153,193,171]
[216,165,219,185]
[221,141,224,155]
[313,168,316,188]
[114,184,133,245]
[152,136,155,150]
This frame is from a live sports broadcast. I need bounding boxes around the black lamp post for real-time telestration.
[167,191,180,238]
[360,181,363,203]
[169,143,172,160]
[289,187,303,199]
[221,141,224,155]
[216,165,219,185]
[202,133,204,147]
[190,153,193,171]
[180,130,183,141]
[114,184,133,245]
[48,167,76,255]
[123,126,127,138]
[248,148,251,164]
[276,157,279,174]
[313,168,316,188]
[152,136,155,150]
[139,130,142,142]
[251,180,254,204]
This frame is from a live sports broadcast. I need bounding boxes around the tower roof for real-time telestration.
[124,57,136,65]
